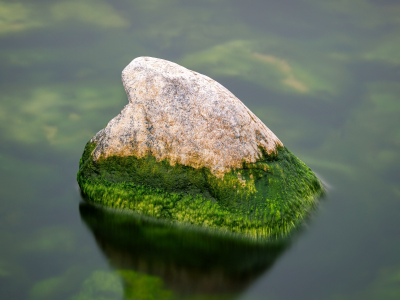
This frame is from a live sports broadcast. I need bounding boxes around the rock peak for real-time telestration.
[91,56,283,177]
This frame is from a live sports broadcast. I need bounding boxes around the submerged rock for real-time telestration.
[79,202,289,297]
[77,57,324,240]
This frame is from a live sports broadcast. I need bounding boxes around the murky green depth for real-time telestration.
[0,0,400,299]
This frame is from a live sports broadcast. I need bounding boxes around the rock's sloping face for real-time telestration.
[91,57,283,177]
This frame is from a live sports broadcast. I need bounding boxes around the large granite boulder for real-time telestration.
[77,57,324,240]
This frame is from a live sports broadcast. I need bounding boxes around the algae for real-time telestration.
[0,82,126,151]
[69,269,174,300]
[0,2,43,35]
[70,270,124,300]
[77,141,324,240]
[51,0,130,29]
[24,226,76,253]
[330,265,400,300]
[180,39,351,97]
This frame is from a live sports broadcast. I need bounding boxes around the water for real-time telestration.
[0,0,399,299]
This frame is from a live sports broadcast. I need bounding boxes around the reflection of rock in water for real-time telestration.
[79,202,292,298]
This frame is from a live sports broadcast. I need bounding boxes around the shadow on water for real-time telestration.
[79,201,295,299]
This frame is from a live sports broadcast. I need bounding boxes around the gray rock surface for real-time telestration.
[91,57,283,177]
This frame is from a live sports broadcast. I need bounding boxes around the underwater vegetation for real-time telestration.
[78,202,291,299]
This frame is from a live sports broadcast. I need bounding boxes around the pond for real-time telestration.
[0,0,399,299]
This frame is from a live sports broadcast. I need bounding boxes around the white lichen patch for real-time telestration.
[91,57,283,177]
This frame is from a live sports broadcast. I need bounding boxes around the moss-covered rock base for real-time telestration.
[77,141,324,240]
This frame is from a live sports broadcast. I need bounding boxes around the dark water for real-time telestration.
[1,0,400,299]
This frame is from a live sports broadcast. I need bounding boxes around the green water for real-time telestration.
[0,0,399,299]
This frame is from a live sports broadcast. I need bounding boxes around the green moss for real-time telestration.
[77,141,324,240]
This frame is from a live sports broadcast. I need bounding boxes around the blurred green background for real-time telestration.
[0,0,399,299]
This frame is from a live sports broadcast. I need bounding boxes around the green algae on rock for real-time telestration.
[77,56,324,240]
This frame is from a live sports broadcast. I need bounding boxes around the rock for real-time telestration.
[91,57,283,177]
[77,57,324,240]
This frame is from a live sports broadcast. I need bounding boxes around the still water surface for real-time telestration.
[0,0,400,299]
